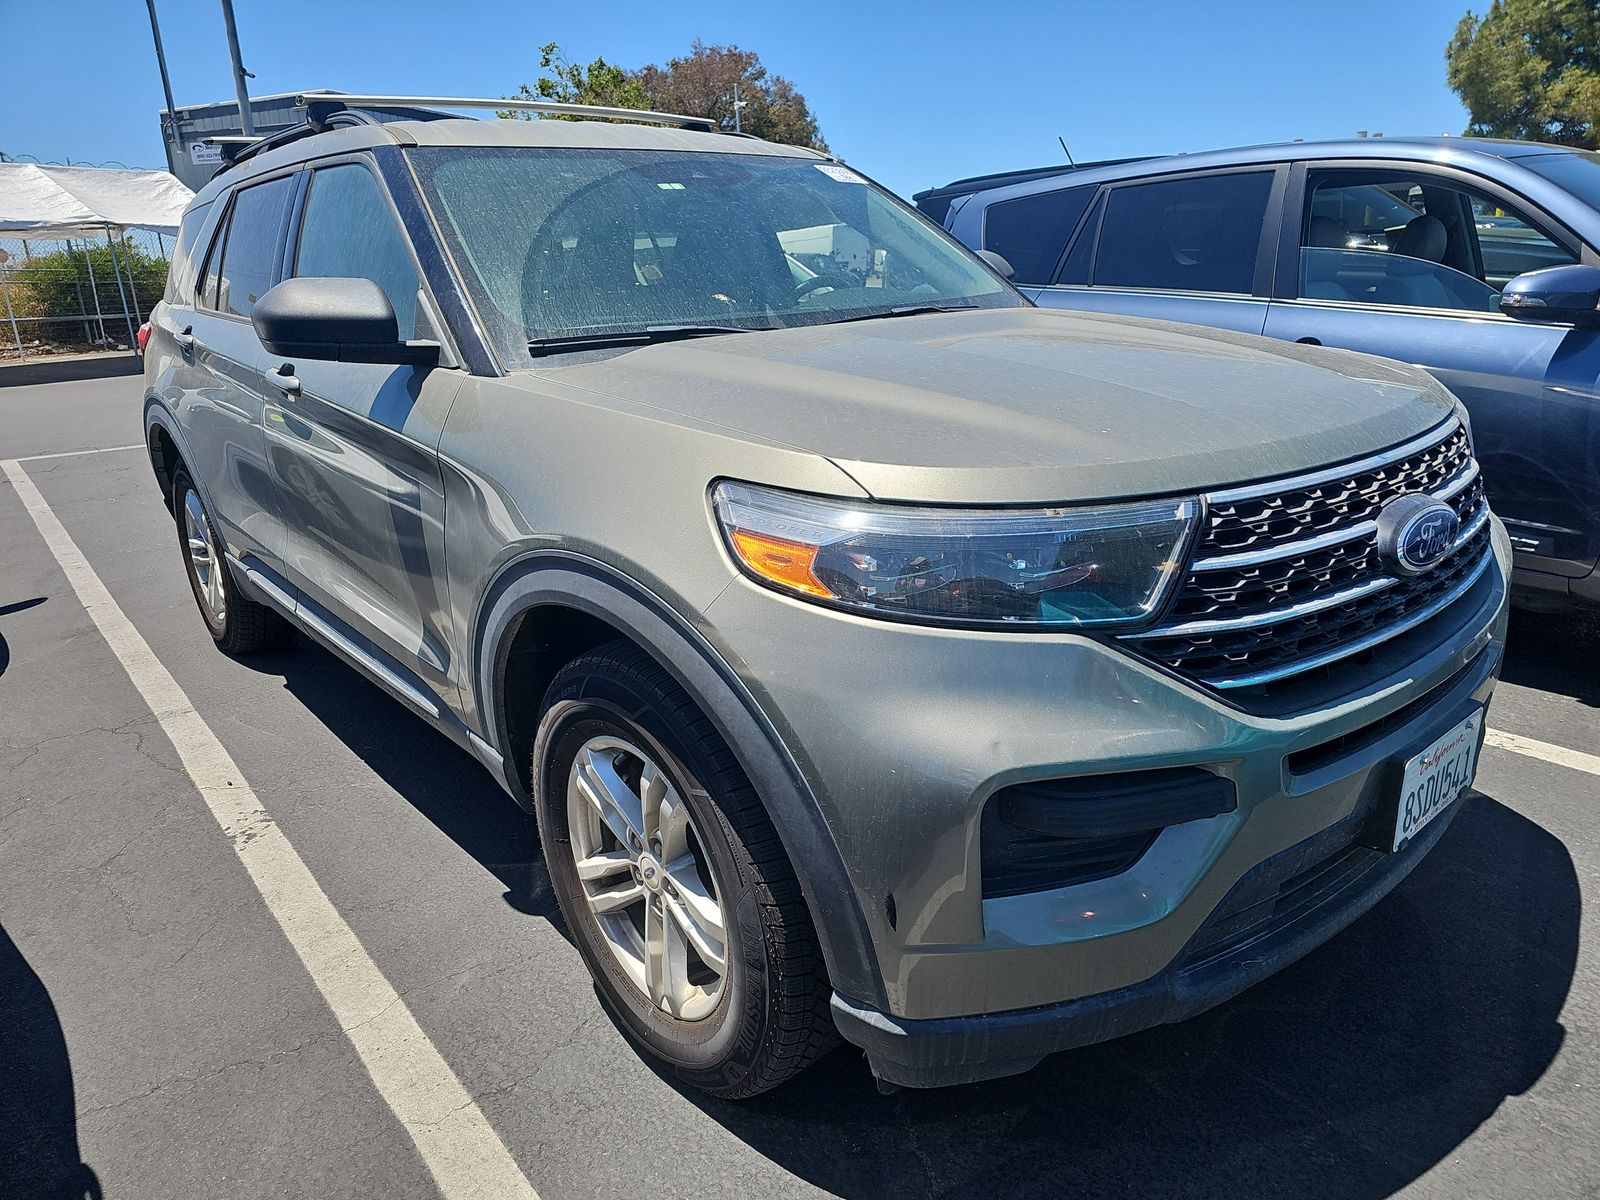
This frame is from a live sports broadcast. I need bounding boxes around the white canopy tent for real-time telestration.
[0,163,195,359]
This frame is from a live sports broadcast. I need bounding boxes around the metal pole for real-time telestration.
[64,239,91,342]
[145,0,180,174]
[81,239,109,345]
[220,0,255,136]
[1,269,25,363]
[732,79,743,133]
[121,234,143,328]
[103,225,139,350]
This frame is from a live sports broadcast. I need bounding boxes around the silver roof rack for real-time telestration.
[292,94,717,133]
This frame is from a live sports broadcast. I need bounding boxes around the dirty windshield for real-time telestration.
[410,146,1019,364]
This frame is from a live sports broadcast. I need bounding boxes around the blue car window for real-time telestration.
[1092,172,1273,295]
[1300,176,1576,310]
[983,186,1095,285]
[1301,247,1500,312]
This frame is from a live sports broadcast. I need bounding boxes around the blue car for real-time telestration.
[921,138,1600,610]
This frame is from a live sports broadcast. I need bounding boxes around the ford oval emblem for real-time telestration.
[1377,494,1460,576]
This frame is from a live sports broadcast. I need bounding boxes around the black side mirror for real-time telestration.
[253,277,439,365]
[975,249,1016,280]
[1498,263,1600,329]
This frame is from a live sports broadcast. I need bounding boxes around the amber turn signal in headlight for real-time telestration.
[712,481,1196,628]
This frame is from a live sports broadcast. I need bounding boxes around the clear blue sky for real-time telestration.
[1,0,1475,199]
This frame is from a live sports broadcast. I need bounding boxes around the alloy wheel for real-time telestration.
[566,734,728,1021]
[183,490,227,625]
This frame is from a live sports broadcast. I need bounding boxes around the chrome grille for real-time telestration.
[1123,419,1494,693]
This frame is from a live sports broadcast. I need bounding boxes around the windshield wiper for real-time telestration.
[822,303,982,326]
[527,324,754,357]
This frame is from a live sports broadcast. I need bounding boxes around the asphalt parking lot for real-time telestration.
[2,361,1597,1200]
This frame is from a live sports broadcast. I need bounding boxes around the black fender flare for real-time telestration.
[142,395,206,512]
[474,551,886,1009]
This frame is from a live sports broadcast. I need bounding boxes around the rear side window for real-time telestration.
[982,186,1094,285]
[1093,172,1274,294]
[208,176,294,318]
[293,164,420,339]
[164,201,213,305]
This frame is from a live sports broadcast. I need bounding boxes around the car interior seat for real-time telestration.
[1374,215,1495,310]
[1390,214,1448,263]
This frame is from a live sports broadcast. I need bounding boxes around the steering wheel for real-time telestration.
[793,273,860,301]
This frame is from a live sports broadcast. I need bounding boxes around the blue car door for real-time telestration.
[1262,163,1600,585]
[1024,167,1286,336]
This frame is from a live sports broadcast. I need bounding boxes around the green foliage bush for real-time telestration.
[5,240,167,322]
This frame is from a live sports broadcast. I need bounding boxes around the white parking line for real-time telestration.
[1484,728,1600,777]
[15,442,144,463]
[1,456,541,1200]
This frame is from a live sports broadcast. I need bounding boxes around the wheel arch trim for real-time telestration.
[143,397,212,514]
[474,550,886,1008]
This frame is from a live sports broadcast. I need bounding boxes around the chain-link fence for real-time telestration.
[0,229,170,361]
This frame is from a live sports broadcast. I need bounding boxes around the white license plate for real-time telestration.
[1393,712,1480,851]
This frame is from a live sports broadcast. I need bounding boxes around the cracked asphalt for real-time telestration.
[2,362,1598,1200]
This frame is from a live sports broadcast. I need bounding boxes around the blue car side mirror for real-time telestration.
[1499,263,1600,329]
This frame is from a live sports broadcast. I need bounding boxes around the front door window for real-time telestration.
[1298,174,1577,313]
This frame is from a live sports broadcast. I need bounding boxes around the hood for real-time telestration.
[518,307,1457,504]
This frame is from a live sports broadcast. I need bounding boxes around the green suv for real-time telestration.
[143,96,1510,1095]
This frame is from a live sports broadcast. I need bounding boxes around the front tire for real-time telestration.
[532,640,836,1097]
[172,470,292,655]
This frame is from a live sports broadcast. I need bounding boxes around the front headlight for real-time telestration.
[712,481,1197,627]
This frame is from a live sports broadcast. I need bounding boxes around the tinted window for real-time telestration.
[1093,172,1273,294]
[294,165,420,338]
[1057,192,1103,285]
[165,201,213,305]
[215,176,293,318]
[197,202,226,311]
[982,186,1094,285]
[1300,174,1576,309]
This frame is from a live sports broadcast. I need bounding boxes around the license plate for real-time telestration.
[1393,712,1480,851]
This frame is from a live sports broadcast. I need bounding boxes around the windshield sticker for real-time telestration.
[814,163,866,184]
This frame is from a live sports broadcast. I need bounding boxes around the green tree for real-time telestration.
[635,42,827,150]
[1447,0,1600,147]
[501,41,827,150]
[500,42,649,118]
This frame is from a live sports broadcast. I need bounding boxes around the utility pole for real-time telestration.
[732,78,745,134]
[145,0,180,174]
[220,0,255,136]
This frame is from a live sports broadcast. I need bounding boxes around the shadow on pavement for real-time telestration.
[234,634,1578,1199]
[244,637,566,930]
[0,924,102,1200]
[1501,604,1600,705]
[0,355,139,389]
[0,596,47,680]
[686,795,1578,1200]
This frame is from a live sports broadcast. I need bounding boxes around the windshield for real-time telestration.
[1519,148,1600,211]
[409,146,1018,365]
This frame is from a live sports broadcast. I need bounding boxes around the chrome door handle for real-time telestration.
[267,367,302,398]
[173,326,195,351]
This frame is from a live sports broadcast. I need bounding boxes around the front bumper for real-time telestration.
[832,770,1470,1088]
[701,519,1510,1085]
